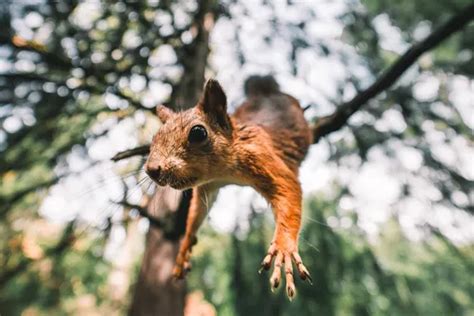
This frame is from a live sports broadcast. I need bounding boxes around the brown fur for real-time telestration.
[146,77,313,298]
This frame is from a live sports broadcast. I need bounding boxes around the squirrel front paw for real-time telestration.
[172,259,192,279]
[259,241,312,300]
[172,236,197,279]
[172,248,193,279]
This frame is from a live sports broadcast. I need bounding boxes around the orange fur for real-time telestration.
[146,76,313,298]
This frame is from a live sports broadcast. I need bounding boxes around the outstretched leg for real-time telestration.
[253,166,312,300]
[173,184,218,279]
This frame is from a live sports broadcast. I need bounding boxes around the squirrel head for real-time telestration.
[145,79,234,190]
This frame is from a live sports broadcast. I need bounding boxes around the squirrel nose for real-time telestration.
[145,163,161,180]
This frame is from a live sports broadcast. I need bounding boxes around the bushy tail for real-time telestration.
[244,75,280,96]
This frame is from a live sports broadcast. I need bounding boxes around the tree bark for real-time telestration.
[129,189,191,316]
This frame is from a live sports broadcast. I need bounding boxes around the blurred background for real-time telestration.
[0,0,473,315]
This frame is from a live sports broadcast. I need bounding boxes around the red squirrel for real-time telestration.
[145,75,313,299]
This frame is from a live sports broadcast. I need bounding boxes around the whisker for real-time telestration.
[299,236,320,253]
[143,178,155,195]
[198,187,209,211]
[303,215,332,228]
[73,175,151,237]
[70,168,146,201]
[204,190,210,211]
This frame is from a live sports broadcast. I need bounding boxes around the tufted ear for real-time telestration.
[156,105,174,123]
[199,79,231,130]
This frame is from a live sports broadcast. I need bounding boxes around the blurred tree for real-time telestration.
[0,0,472,315]
[188,193,474,315]
[128,1,219,315]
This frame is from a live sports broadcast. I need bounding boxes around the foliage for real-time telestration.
[190,194,474,315]
[0,232,112,315]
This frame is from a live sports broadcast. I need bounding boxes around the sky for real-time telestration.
[21,0,473,253]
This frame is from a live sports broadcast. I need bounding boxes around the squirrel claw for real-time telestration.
[286,283,296,301]
[183,261,192,272]
[292,252,312,284]
[260,243,311,300]
[304,272,313,285]
[172,260,191,280]
[172,266,185,280]
[173,246,193,279]
[259,259,272,274]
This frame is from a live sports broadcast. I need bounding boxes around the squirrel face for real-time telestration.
[145,79,233,190]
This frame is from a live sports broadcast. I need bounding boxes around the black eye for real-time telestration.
[188,125,208,143]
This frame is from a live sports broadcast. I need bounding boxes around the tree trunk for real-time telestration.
[129,189,191,316]
[129,2,216,315]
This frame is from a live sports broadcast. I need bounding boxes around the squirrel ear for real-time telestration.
[156,105,173,123]
[199,79,231,130]
[201,79,227,111]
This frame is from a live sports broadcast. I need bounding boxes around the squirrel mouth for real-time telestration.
[150,175,197,190]
[168,177,198,190]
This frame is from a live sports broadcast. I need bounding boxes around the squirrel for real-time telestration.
[145,75,313,299]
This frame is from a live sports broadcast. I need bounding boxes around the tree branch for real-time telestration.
[0,177,60,218]
[0,34,72,70]
[111,145,150,161]
[311,3,474,143]
[114,200,165,228]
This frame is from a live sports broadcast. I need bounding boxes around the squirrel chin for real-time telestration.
[168,183,192,191]
[161,177,198,191]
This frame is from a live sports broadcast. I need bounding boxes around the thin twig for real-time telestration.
[111,145,150,161]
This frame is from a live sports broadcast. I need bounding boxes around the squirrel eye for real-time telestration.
[188,125,208,143]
